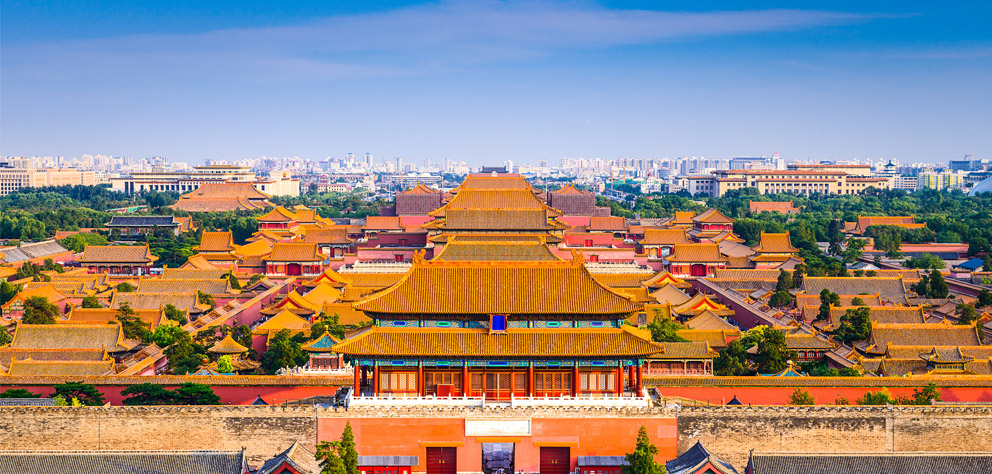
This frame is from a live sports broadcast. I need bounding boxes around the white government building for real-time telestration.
[110,165,299,196]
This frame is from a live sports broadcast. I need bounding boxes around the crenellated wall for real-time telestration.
[2,404,992,472]
[677,405,992,468]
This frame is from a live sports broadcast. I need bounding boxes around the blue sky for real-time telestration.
[2,1,990,165]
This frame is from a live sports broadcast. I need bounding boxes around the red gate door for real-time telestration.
[539,447,570,474]
[427,447,457,474]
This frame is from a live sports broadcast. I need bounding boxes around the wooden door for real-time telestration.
[539,447,570,474]
[485,372,513,400]
[426,447,456,474]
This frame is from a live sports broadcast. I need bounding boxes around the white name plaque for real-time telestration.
[465,419,532,437]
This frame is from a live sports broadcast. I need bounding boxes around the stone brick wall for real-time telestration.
[0,406,318,465]
[677,405,992,469]
[2,405,991,471]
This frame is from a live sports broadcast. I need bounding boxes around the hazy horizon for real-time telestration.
[2,1,990,166]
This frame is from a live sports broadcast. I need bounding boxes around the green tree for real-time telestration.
[856,389,895,405]
[817,289,839,322]
[622,425,666,474]
[0,280,20,307]
[985,253,992,272]
[978,289,992,309]
[116,282,136,293]
[59,232,108,252]
[834,307,872,344]
[225,272,241,290]
[776,269,793,292]
[0,388,41,398]
[121,383,175,405]
[910,273,930,297]
[956,303,978,325]
[163,303,188,324]
[646,317,689,343]
[756,328,796,374]
[260,329,308,373]
[713,340,751,376]
[0,328,10,346]
[909,382,942,405]
[315,441,346,474]
[22,296,58,324]
[927,271,949,299]
[217,355,234,373]
[81,295,101,308]
[842,238,867,263]
[904,253,946,269]
[197,290,216,308]
[116,302,151,341]
[789,388,815,405]
[52,381,106,406]
[171,382,221,405]
[792,263,806,289]
[770,290,792,308]
[340,421,359,474]
[165,331,207,375]
[149,324,187,346]
[851,297,866,306]
[311,312,347,339]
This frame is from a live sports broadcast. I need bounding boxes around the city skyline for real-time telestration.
[2,1,990,165]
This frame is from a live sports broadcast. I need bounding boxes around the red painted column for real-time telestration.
[528,364,535,397]
[615,366,623,397]
[636,365,644,395]
[462,365,469,397]
[372,364,380,396]
[354,365,361,395]
[418,364,425,397]
[628,366,635,392]
[572,365,579,397]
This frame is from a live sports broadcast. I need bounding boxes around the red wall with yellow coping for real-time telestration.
[652,385,992,405]
[318,417,677,473]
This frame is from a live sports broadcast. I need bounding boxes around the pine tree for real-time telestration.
[622,426,665,474]
[316,441,346,474]
[776,270,793,292]
[928,271,949,299]
[340,421,359,474]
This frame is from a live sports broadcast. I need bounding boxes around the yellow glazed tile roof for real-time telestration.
[265,243,322,262]
[354,257,642,315]
[208,334,249,354]
[196,232,235,252]
[867,322,982,354]
[258,207,298,223]
[10,323,125,351]
[333,326,663,358]
[432,238,561,262]
[692,208,734,224]
[643,270,691,289]
[753,232,798,254]
[590,273,657,289]
[667,244,727,263]
[78,245,157,264]
[6,359,116,376]
[649,284,692,305]
[641,229,691,246]
[67,308,164,329]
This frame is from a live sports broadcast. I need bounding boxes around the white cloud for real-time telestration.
[2,2,879,82]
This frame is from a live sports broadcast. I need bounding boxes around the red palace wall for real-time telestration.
[0,375,348,406]
[651,385,992,405]
[318,416,677,474]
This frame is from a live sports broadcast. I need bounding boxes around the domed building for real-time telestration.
[969,176,992,196]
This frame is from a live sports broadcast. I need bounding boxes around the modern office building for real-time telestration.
[110,165,299,196]
[0,167,97,196]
